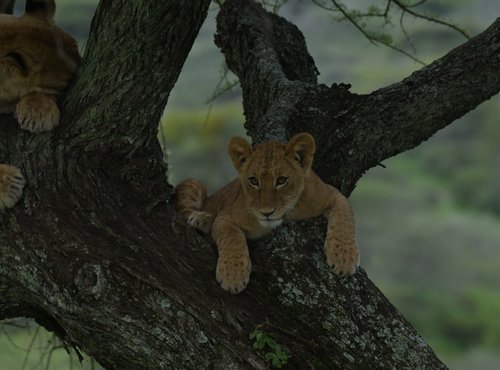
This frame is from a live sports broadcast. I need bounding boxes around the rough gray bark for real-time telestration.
[1,0,499,369]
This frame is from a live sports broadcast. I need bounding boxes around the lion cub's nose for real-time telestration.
[260,210,275,218]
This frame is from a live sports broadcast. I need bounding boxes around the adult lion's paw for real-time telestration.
[0,165,25,209]
[325,237,360,277]
[16,93,60,133]
[216,255,252,294]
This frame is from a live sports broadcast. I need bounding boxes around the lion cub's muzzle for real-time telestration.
[256,208,285,228]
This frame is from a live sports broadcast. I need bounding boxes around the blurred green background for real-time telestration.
[2,1,499,369]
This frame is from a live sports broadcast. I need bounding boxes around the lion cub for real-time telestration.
[176,133,360,293]
[0,0,80,209]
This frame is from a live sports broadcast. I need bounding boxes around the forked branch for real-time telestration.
[216,0,500,193]
[311,0,469,64]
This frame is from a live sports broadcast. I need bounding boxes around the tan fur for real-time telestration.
[0,0,79,209]
[0,164,25,209]
[0,0,80,133]
[176,133,360,293]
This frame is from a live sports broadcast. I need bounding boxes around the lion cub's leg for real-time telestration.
[16,93,60,133]
[324,187,360,276]
[0,164,26,209]
[212,217,252,294]
[175,179,213,234]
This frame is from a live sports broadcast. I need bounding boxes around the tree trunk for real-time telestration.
[1,1,499,369]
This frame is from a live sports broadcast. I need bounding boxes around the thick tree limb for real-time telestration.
[64,1,209,145]
[216,0,500,193]
[1,0,212,213]
[2,0,497,369]
[215,0,320,141]
[348,17,500,174]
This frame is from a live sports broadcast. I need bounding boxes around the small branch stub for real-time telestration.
[75,264,107,299]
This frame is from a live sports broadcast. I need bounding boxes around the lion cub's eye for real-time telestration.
[276,176,288,186]
[248,176,259,187]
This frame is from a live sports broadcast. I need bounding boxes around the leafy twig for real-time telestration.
[392,0,470,39]
[311,0,470,65]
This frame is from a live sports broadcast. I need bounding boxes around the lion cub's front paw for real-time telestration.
[325,237,360,277]
[0,165,26,209]
[216,255,252,294]
[16,93,60,133]
[187,211,214,234]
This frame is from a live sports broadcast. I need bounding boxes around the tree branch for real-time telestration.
[215,0,319,142]
[337,17,500,185]
[311,0,467,63]
[2,0,212,215]
[216,0,499,193]
[391,0,470,39]
[61,0,212,158]
[2,1,497,369]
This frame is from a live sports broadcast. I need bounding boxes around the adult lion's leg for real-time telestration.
[0,164,25,209]
[175,178,213,233]
[16,93,60,133]
[323,186,360,276]
[212,217,251,294]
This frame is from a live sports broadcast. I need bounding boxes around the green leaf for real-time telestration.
[264,336,277,349]
[273,356,283,368]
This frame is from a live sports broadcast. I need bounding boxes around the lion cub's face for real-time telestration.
[228,133,316,227]
[0,13,80,103]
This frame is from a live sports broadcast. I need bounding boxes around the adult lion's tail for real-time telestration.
[175,179,214,234]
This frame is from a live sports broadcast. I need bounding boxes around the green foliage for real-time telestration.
[413,101,500,216]
[160,104,247,192]
[250,328,290,368]
[367,31,393,45]
[386,288,500,354]
[0,319,102,370]
[266,349,290,369]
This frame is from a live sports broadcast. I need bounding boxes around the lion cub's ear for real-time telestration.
[285,132,316,173]
[228,137,253,172]
[23,0,55,22]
